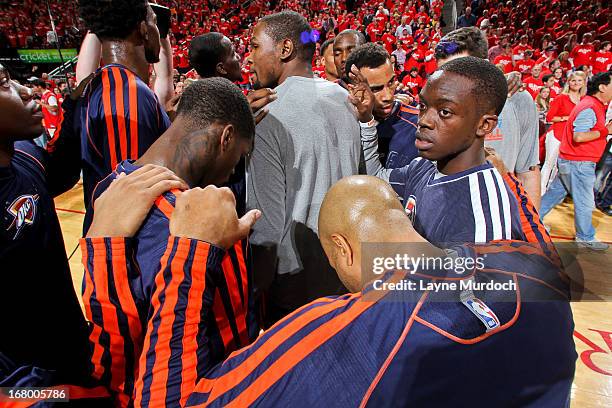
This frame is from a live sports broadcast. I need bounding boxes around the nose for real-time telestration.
[417,107,434,130]
[381,86,394,104]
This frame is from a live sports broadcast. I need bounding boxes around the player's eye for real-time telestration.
[417,102,427,111]
[439,109,452,118]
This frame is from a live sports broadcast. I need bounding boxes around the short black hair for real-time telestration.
[32,79,47,88]
[260,11,315,62]
[587,72,611,96]
[435,56,507,115]
[177,78,255,140]
[189,33,230,78]
[321,38,334,55]
[435,27,488,60]
[345,43,389,74]
[335,29,367,46]
[542,74,554,83]
[78,0,148,41]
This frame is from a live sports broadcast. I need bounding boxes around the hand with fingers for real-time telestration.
[86,164,188,237]
[170,185,262,249]
[247,88,277,124]
[394,92,415,106]
[505,71,524,98]
[347,64,376,123]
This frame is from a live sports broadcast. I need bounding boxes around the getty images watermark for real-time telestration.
[370,251,516,292]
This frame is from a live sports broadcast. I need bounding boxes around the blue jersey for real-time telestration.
[124,236,575,408]
[82,160,258,405]
[76,64,170,209]
[376,101,419,169]
[389,158,547,245]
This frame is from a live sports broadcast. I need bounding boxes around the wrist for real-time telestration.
[359,116,378,127]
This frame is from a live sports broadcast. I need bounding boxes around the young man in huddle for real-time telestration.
[354,56,550,246]
[345,43,419,169]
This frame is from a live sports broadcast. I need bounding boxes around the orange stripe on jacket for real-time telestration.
[220,296,380,407]
[359,292,428,408]
[101,70,118,170]
[110,67,128,160]
[91,238,125,392]
[147,238,190,405]
[126,70,140,159]
[233,242,250,345]
[503,173,551,243]
[213,288,236,352]
[110,240,143,388]
[180,243,210,407]
[194,295,343,395]
[134,237,175,408]
[221,255,249,346]
[80,238,106,380]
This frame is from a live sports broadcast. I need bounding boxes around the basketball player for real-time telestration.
[188,32,277,124]
[333,29,367,88]
[0,65,112,401]
[82,78,259,406]
[435,27,542,209]
[76,0,170,210]
[84,175,575,407]
[345,43,419,169]
[354,56,550,245]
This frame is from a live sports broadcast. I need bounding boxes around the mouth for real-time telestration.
[415,132,435,150]
[381,104,393,115]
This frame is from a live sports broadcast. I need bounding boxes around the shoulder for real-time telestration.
[14,141,46,174]
[506,91,535,112]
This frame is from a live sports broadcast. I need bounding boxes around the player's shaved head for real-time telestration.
[318,176,423,292]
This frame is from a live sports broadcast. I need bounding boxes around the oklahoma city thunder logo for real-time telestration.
[405,195,417,224]
[6,194,39,239]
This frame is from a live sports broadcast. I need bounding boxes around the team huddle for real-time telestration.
[4,0,612,406]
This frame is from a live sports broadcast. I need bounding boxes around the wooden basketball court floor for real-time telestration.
[55,182,612,407]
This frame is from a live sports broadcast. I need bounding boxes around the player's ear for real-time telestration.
[216,62,227,76]
[476,114,498,138]
[220,124,235,153]
[279,39,294,61]
[331,233,354,267]
[139,21,149,44]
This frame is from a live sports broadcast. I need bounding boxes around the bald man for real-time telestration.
[86,176,575,407]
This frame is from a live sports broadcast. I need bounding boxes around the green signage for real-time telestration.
[17,49,78,63]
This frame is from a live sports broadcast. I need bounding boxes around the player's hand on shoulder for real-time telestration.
[170,185,261,249]
[86,164,188,238]
[247,88,277,124]
[347,64,375,123]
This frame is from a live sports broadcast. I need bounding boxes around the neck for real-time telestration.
[136,124,203,187]
[278,61,313,85]
[101,41,150,83]
[436,142,486,175]
[0,139,14,167]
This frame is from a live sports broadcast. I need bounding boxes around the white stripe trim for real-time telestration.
[492,169,512,239]
[482,170,502,240]
[469,173,487,243]
[426,167,494,186]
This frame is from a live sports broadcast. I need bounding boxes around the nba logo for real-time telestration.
[464,298,500,330]
[405,195,417,224]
